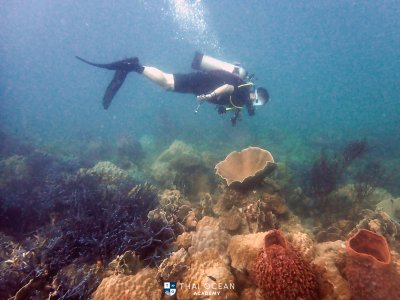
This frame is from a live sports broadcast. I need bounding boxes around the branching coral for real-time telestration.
[1,160,176,299]
[40,180,173,272]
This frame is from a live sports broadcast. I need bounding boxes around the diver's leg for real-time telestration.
[142,67,174,90]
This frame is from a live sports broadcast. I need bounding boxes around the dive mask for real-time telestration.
[252,87,265,106]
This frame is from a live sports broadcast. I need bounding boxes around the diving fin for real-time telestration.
[76,56,143,72]
[76,55,145,109]
[102,70,128,110]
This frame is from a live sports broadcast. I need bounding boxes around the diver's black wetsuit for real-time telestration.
[76,56,255,125]
[173,70,255,117]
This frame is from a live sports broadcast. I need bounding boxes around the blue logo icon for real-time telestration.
[164,282,177,296]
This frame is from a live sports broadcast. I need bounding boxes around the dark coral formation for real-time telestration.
[253,230,320,300]
[309,150,339,201]
[305,139,369,214]
[345,229,400,300]
[341,139,368,169]
[0,153,176,299]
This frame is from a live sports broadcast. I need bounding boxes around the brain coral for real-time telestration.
[253,229,320,300]
[345,229,400,300]
[92,268,161,300]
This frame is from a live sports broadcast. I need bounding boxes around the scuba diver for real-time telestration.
[76,52,269,126]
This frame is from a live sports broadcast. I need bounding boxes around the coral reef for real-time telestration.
[377,196,400,222]
[79,160,131,186]
[179,249,237,299]
[305,139,368,212]
[175,231,192,250]
[2,131,399,300]
[188,217,230,255]
[287,231,316,262]
[215,146,275,188]
[157,248,189,282]
[92,268,162,300]
[353,210,400,249]
[0,159,175,298]
[211,184,287,234]
[107,251,142,276]
[312,240,351,300]
[228,232,266,273]
[345,229,400,300]
[151,140,215,197]
[159,188,188,207]
[150,189,198,235]
[351,162,385,210]
[253,229,320,300]
[157,217,237,299]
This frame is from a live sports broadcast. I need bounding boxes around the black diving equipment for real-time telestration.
[191,52,248,80]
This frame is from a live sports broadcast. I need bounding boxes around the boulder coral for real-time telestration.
[228,232,266,273]
[178,249,237,299]
[312,240,351,300]
[158,217,237,299]
[253,229,320,300]
[215,147,275,188]
[345,229,400,300]
[92,268,161,300]
[151,140,214,195]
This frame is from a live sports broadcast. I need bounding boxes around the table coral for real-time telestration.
[253,229,320,300]
[345,229,400,300]
[215,147,275,188]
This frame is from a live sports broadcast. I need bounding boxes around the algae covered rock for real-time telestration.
[79,161,131,186]
[151,140,215,196]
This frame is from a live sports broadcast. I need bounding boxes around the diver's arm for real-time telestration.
[196,84,234,101]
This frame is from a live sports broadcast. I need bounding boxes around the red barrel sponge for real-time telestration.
[345,229,400,300]
[253,229,320,300]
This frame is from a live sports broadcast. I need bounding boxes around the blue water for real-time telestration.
[1,0,399,166]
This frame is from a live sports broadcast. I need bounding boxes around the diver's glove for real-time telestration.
[217,106,226,114]
[196,92,216,101]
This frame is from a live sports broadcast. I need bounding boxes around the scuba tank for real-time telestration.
[191,51,248,80]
